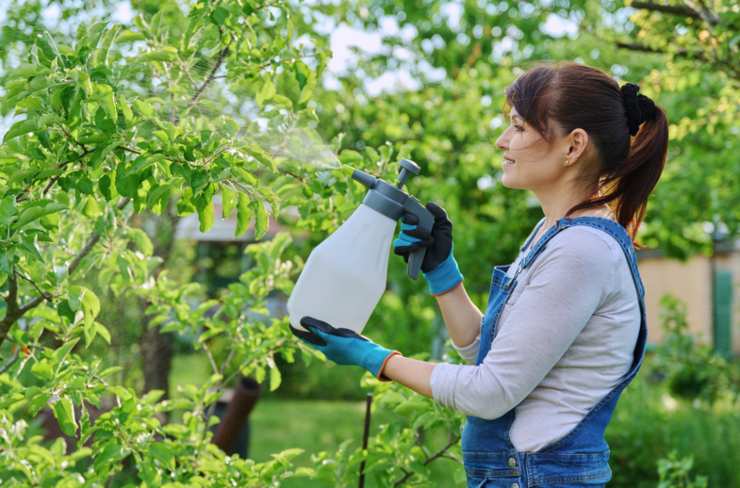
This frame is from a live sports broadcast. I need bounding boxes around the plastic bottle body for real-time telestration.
[287,204,396,335]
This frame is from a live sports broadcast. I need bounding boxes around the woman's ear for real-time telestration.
[564,128,589,166]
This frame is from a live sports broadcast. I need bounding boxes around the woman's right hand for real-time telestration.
[393,202,463,295]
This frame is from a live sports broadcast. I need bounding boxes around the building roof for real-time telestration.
[175,195,291,242]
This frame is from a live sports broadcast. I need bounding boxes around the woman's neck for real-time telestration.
[533,182,613,228]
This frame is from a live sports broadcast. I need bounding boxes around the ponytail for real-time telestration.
[610,105,669,239]
[566,83,669,241]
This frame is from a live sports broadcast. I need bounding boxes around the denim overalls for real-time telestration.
[462,216,647,488]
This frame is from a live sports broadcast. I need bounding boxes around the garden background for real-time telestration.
[0,0,737,486]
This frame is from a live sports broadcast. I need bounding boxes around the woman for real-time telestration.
[291,62,668,487]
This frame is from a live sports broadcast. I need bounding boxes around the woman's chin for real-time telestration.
[500,172,525,189]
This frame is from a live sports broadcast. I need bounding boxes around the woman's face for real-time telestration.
[495,106,570,191]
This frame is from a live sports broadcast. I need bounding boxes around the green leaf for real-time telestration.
[95,321,110,345]
[254,366,265,383]
[100,366,122,377]
[92,25,121,66]
[252,199,268,239]
[53,338,79,364]
[128,228,153,255]
[84,320,97,347]
[269,365,282,391]
[31,360,54,380]
[70,286,100,328]
[198,325,224,343]
[339,149,363,165]
[96,84,117,124]
[98,174,114,200]
[197,197,215,232]
[256,79,276,108]
[211,6,229,25]
[298,69,317,104]
[115,169,139,198]
[118,29,146,43]
[79,71,93,97]
[12,202,66,231]
[3,118,37,142]
[82,196,101,218]
[133,99,154,118]
[84,21,108,50]
[52,397,77,436]
[140,47,178,62]
[146,184,171,212]
[221,186,235,218]
[235,193,252,236]
[120,99,134,123]
[0,196,18,226]
[11,63,49,78]
[93,441,123,473]
[244,143,276,172]
[83,290,100,324]
[89,141,118,169]
[294,60,309,89]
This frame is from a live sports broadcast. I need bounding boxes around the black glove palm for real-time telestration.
[393,202,453,273]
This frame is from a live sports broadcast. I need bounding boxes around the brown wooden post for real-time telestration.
[212,377,261,455]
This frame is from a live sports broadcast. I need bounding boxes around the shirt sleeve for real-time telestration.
[430,229,614,420]
[451,332,481,364]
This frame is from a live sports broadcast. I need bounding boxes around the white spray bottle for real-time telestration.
[287,159,434,335]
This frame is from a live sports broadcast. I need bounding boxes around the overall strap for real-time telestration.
[520,216,648,376]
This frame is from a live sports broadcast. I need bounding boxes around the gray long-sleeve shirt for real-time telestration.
[430,224,640,452]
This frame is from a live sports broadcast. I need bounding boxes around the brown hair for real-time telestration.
[505,62,669,240]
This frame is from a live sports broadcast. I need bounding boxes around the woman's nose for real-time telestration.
[495,130,509,150]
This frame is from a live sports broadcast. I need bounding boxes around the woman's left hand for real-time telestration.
[290,316,400,379]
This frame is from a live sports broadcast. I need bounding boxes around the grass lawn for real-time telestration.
[250,399,367,487]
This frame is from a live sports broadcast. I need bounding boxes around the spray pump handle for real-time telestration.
[396,159,420,189]
[397,160,434,279]
[402,197,434,279]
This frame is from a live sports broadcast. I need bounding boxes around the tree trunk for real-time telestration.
[139,325,174,397]
[135,209,180,400]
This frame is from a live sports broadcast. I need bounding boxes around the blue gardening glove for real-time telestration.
[393,202,463,295]
[290,316,399,379]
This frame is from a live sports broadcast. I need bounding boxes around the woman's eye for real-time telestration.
[513,125,524,132]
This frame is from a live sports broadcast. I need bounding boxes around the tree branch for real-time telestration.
[0,198,131,347]
[631,1,702,20]
[631,1,719,26]
[425,434,461,465]
[615,41,708,63]
[16,270,53,302]
[392,433,461,486]
[685,0,720,25]
[17,146,94,203]
[615,41,665,53]
[0,272,20,345]
[0,349,19,374]
[188,45,230,111]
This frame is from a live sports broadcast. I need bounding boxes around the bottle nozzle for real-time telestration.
[352,169,378,189]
